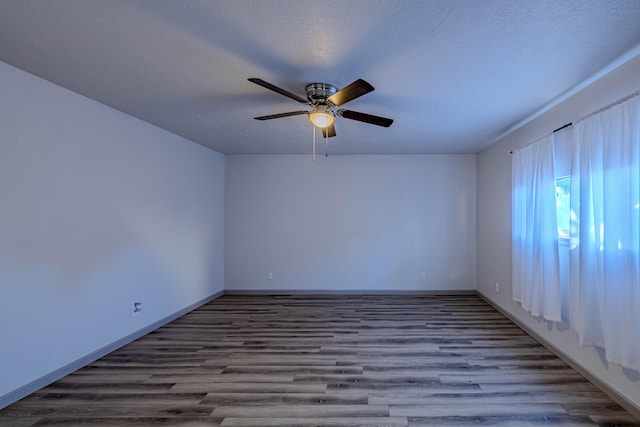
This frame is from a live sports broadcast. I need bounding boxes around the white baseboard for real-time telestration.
[0,290,224,410]
[224,289,476,295]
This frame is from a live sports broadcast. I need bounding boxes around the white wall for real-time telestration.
[0,62,225,401]
[477,54,640,410]
[225,154,476,292]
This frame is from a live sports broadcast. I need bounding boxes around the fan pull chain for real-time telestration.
[312,125,316,162]
[325,129,329,157]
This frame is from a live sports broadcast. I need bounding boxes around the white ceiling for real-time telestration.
[1,0,640,154]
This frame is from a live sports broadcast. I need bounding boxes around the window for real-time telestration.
[553,125,573,241]
[555,176,570,239]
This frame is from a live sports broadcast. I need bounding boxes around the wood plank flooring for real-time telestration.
[1,294,638,426]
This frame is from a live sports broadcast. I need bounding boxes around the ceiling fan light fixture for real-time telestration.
[249,78,393,137]
[308,108,335,128]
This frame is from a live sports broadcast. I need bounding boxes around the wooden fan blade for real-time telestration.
[248,78,308,104]
[327,79,374,106]
[254,110,309,120]
[340,109,393,127]
[321,123,336,138]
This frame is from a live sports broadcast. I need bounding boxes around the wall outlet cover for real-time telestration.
[133,302,142,316]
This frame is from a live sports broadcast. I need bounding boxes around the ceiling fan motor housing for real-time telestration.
[305,83,338,104]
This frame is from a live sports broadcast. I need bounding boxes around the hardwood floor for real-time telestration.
[1,294,638,426]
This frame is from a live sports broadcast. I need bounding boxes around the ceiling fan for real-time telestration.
[248,78,393,138]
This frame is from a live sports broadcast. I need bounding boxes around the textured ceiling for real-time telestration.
[1,0,640,154]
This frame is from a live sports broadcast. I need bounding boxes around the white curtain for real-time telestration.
[569,95,640,371]
[512,135,562,322]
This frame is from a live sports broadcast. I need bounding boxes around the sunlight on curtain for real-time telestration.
[569,94,640,371]
[512,135,562,322]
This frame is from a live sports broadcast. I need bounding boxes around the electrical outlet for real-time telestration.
[420,272,426,280]
[267,272,273,280]
[133,302,142,317]
[495,283,500,293]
